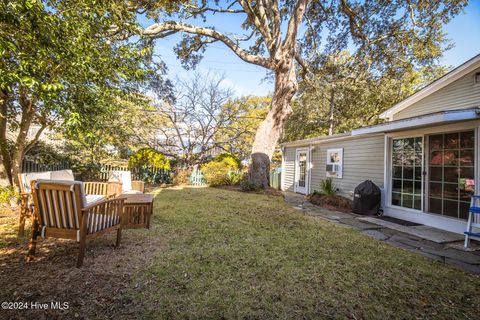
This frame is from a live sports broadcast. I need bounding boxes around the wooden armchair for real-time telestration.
[28,180,124,267]
[17,170,119,237]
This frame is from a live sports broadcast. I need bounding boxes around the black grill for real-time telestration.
[352,180,381,215]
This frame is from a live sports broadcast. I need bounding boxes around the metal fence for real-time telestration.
[269,167,282,190]
[21,160,70,173]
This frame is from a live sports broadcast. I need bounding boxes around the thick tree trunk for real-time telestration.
[9,89,36,190]
[0,89,13,185]
[249,59,298,188]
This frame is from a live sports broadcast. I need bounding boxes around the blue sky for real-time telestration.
[152,1,480,97]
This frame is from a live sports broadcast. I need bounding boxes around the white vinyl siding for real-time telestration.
[309,135,385,197]
[393,68,480,120]
[282,135,385,196]
[282,147,296,191]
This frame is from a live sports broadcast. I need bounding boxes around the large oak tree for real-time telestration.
[138,0,466,188]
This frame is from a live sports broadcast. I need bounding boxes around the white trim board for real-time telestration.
[294,148,310,194]
[380,54,480,120]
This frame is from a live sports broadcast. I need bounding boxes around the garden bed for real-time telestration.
[307,193,353,213]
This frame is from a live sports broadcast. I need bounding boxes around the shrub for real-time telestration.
[202,162,231,186]
[202,154,239,186]
[225,170,244,185]
[212,153,240,168]
[316,177,336,196]
[128,148,170,170]
[0,186,20,205]
[173,168,192,186]
[240,179,259,192]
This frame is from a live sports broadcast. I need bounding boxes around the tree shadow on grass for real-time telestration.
[0,195,166,320]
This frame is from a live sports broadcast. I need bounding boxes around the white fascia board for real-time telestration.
[379,54,480,119]
[353,108,480,136]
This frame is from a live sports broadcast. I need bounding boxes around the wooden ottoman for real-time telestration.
[117,194,154,229]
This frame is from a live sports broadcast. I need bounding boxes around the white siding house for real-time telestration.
[281,54,480,234]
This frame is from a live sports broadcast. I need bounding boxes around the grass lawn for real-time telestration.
[1,187,479,319]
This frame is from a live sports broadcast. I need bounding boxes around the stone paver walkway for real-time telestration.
[284,192,480,274]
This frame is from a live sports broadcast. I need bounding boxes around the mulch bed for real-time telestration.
[307,193,353,213]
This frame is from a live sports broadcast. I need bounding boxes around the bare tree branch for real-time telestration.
[143,21,273,69]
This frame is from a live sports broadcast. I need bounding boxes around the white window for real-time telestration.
[326,148,343,178]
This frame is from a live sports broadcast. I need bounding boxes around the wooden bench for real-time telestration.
[28,180,124,267]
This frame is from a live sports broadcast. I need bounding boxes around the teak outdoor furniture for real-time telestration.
[28,180,124,267]
[17,170,120,237]
[116,194,154,229]
[108,170,145,194]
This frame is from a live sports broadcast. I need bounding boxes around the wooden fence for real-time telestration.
[21,160,70,173]
[98,164,172,184]
[269,167,282,190]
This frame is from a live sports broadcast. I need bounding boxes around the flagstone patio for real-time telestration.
[284,192,480,274]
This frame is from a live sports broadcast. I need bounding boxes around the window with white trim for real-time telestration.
[326,148,343,178]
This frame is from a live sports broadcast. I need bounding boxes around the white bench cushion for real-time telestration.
[50,169,74,181]
[108,171,132,192]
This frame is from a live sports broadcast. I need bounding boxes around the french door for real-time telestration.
[390,130,476,220]
[426,131,475,220]
[391,137,423,210]
[295,149,309,194]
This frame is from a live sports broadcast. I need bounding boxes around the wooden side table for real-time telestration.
[116,194,154,229]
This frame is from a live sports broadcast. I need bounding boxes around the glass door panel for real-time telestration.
[391,137,423,210]
[298,153,307,188]
[427,130,475,219]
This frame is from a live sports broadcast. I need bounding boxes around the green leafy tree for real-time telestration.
[217,96,270,163]
[0,0,166,188]
[128,148,170,170]
[137,0,466,187]
[284,52,450,141]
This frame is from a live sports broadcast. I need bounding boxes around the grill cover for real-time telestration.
[352,180,381,215]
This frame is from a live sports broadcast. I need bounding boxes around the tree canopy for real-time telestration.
[0,0,168,187]
[136,0,467,187]
[284,51,450,141]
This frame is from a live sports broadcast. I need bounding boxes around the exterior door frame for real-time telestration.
[383,122,480,233]
[294,148,310,194]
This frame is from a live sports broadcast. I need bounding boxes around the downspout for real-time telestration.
[308,144,313,195]
[280,146,285,191]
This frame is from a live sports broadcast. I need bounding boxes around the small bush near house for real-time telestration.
[309,178,351,212]
[202,153,239,186]
[202,162,231,186]
[316,177,337,196]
